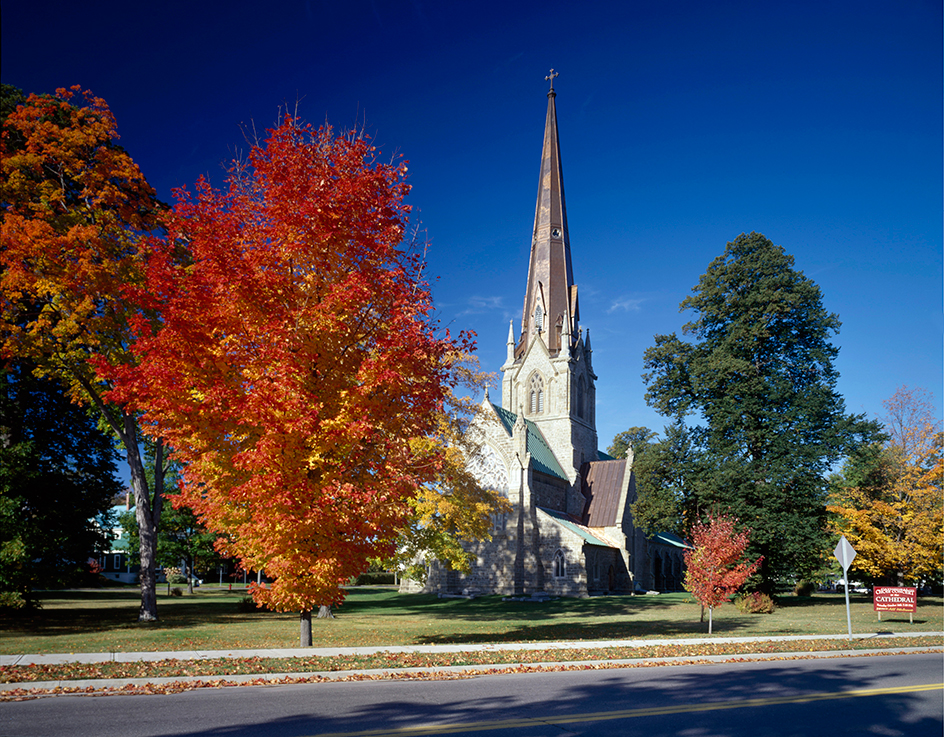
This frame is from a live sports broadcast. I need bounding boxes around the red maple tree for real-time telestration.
[101,116,469,642]
[683,514,762,633]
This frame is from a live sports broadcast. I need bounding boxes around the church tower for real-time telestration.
[501,72,598,481]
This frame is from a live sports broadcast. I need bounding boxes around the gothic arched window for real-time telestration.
[534,303,544,332]
[528,372,544,415]
[466,444,510,534]
[576,377,586,419]
[553,549,566,578]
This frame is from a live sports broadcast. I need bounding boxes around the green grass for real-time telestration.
[1,586,941,655]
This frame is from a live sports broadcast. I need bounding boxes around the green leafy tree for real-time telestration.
[119,448,224,594]
[643,232,875,590]
[608,424,691,536]
[0,360,121,606]
[120,500,224,594]
[629,421,696,537]
[607,426,656,460]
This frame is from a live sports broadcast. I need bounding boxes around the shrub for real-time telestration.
[170,587,183,597]
[237,595,276,612]
[353,571,396,586]
[0,591,27,610]
[736,591,776,614]
[794,580,815,597]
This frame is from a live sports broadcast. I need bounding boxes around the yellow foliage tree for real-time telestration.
[828,387,943,586]
[391,352,512,584]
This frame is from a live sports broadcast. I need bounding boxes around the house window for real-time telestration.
[113,554,121,570]
[553,549,566,578]
[528,373,544,415]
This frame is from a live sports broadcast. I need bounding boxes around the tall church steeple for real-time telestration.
[500,71,598,479]
[517,70,578,358]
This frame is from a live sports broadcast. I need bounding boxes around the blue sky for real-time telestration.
[3,1,941,448]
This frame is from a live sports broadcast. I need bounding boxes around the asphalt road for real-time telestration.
[3,653,941,737]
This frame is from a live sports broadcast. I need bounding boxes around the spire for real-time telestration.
[518,70,578,358]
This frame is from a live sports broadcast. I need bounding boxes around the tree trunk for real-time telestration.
[317,605,334,619]
[126,420,162,622]
[74,377,163,622]
[300,610,312,647]
[187,551,194,595]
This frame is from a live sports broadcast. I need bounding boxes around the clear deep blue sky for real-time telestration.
[3,1,941,447]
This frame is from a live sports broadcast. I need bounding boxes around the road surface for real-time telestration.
[3,652,941,737]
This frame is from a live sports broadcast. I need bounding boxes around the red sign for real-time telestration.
[873,586,917,613]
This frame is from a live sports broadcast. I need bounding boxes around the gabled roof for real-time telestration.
[489,403,568,480]
[579,459,628,527]
[537,507,621,549]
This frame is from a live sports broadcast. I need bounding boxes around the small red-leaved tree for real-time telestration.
[683,514,762,633]
[102,116,468,645]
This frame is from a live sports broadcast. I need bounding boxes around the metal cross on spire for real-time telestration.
[545,69,559,93]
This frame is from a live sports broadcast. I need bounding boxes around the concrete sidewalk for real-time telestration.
[3,631,941,666]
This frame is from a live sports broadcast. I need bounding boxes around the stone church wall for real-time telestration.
[530,474,568,511]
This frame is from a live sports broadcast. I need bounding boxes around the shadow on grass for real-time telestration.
[0,589,700,644]
[776,593,874,608]
[412,616,754,644]
[0,591,292,640]
[338,591,691,623]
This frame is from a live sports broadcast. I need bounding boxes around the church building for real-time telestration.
[421,74,687,597]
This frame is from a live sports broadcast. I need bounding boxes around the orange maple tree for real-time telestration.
[1,86,167,620]
[683,514,762,633]
[101,116,470,641]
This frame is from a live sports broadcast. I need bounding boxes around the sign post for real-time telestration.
[834,535,857,638]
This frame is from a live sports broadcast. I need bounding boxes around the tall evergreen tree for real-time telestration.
[643,232,876,589]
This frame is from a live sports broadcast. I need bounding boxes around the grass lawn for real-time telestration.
[2,586,941,655]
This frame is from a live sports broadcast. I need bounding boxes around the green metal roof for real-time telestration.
[537,507,621,549]
[489,404,568,480]
[652,531,692,549]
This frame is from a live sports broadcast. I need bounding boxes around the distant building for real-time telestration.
[99,493,138,583]
[417,75,687,597]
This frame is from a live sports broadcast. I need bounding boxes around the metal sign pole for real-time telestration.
[834,536,857,639]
